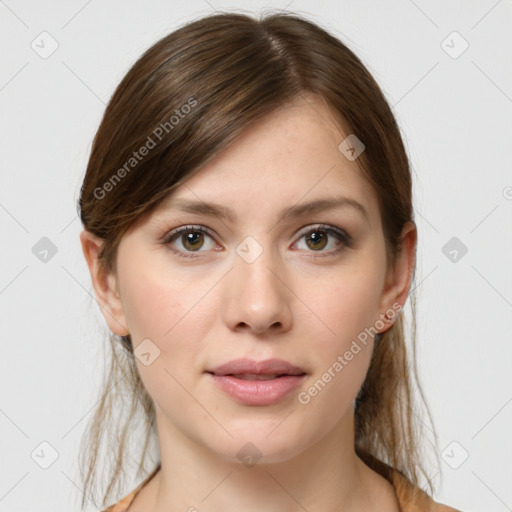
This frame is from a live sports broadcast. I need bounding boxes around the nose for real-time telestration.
[221,241,292,336]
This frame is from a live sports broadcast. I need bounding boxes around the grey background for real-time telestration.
[0,1,511,511]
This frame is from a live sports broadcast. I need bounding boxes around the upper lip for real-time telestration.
[207,358,307,376]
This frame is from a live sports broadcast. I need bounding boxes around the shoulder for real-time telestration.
[103,491,136,512]
[390,468,462,512]
[360,452,462,512]
[102,465,161,512]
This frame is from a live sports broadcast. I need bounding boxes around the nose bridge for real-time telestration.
[223,234,291,334]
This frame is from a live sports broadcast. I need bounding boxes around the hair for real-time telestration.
[77,10,440,510]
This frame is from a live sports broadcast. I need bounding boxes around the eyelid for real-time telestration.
[295,223,351,243]
[161,224,215,243]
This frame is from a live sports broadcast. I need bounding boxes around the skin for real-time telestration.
[80,93,416,512]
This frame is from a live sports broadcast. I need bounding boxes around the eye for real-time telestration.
[162,223,353,259]
[293,224,353,257]
[162,225,218,259]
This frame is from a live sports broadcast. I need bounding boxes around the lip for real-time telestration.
[207,358,306,376]
[206,358,307,406]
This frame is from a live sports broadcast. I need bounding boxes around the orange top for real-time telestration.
[103,462,461,512]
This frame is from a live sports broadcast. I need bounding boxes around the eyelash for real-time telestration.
[161,224,353,260]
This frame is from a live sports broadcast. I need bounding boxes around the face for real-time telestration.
[81,94,415,466]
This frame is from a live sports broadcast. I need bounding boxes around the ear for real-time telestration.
[376,221,417,332]
[79,229,130,336]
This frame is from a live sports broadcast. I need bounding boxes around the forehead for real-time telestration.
[153,95,380,227]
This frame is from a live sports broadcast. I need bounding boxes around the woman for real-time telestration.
[78,11,461,512]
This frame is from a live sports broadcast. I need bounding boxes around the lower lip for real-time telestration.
[208,374,306,406]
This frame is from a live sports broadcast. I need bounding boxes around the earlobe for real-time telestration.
[377,221,417,333]
[79,229,130,336]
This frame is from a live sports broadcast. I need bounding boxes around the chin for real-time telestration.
[202,421,315,467]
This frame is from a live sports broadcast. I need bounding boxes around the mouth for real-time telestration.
[205,358,307,406]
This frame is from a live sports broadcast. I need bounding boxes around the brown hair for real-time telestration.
[77,10,440,510]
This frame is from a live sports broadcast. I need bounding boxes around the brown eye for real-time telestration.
[304,230,329,251]
[180,230,205,251]
[163,225,217,258]
[294,225,353,256]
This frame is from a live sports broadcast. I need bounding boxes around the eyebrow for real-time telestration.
[163,196,369,223]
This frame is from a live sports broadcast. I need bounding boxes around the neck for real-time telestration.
[148,406,386,512]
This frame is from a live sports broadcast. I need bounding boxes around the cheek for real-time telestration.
[121,274,177,342]
[119,265,215,371]
[295,261,382,404]
[119,255,203,342]
[304,262,383,350]
[119,267,214,411]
